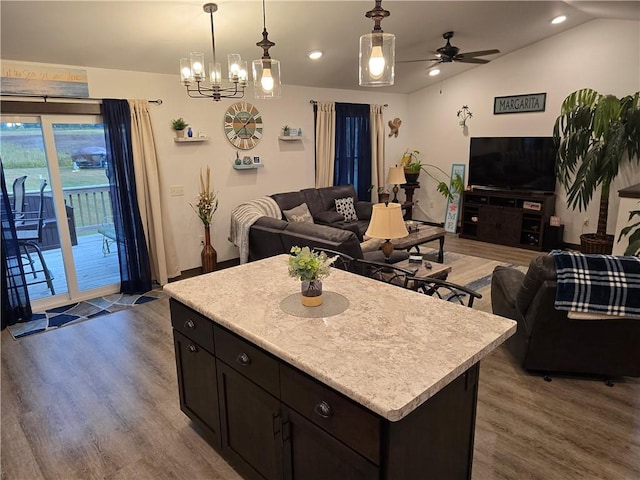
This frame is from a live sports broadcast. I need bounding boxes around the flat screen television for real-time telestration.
[468,136,557,193]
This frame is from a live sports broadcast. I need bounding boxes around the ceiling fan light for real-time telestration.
[428,68,440,77]
[359,32,395,87]
[551,15,567,24]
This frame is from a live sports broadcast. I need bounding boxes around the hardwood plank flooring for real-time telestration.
[2,239,638,479]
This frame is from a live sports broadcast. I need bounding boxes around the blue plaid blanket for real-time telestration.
[552,250,640,318]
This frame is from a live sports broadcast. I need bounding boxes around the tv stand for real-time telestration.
[460,189,555,251]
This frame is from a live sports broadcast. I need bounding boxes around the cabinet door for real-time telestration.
[283,408,378,480]
[173,330,220,448]
[217,361,283,480]
[478,205,522,245]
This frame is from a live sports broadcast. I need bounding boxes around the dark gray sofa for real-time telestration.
[491,254,640,378]
[248,184,411,264]
[271,184,372,240]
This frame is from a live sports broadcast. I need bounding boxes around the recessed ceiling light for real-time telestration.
[551,15,567,24]
[307,50,323,60]
[429,69,440,77]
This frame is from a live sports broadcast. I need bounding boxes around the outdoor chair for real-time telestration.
[14,178,55,295]
[98,215,116,255]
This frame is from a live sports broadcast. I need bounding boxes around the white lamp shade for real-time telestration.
[386,166,406,185]
[365,203,408,240]
[359,32,395,87]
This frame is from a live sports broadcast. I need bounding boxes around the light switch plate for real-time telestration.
[170,185,184,196]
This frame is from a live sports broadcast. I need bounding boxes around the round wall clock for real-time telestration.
[223,102,263,150]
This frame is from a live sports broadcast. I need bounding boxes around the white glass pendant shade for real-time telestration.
[252,58,281,99]
[228,54,241,80]
[238,60,249,84]
[180,58,193,85]
[190,52,205,81]
[209,62,222,86]
[359,32,395,87]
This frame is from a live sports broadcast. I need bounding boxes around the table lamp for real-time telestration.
[365,202,409,262]
[386,166,406,203]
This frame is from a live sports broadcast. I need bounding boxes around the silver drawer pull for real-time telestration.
[236,352,251,366]
[314,401,332,419]
[188,344,198,353]
[184,319,195,329]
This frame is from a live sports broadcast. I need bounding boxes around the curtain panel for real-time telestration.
[370,105,386,201]
[1,160,32,328]
[128,99,180,285]
[314,101,336,188]
[102,99,152,294]
[334,103,372,201]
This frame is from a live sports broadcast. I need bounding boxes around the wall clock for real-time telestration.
[224,102,263,150]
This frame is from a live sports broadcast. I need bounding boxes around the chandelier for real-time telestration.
[179,2,280,101]
[359,0,395,87]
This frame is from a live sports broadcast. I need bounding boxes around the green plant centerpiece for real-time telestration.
[553,88,640,254]
[400,149,464,201]
[288,246,334,307]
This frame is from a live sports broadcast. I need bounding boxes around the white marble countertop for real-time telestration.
[164,255,516,421]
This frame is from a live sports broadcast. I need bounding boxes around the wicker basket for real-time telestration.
[580,233,614,254]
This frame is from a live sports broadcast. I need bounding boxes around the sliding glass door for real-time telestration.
[0,114,119,311]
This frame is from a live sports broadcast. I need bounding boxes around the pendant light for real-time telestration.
[252,0,281,99]
[359,0,395,87]
[179,3,248,101]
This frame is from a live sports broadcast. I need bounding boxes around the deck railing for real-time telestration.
[63,184,112,232]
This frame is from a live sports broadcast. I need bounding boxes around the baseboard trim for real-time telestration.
[169,258,241,282]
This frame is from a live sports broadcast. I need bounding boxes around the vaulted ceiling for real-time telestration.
[1,1,638,95]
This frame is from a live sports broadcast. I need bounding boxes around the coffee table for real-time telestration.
[393,222,447,263]
[394,258,451,281]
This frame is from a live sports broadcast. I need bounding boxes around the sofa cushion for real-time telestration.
[271,191,306,218]
[281,221,363,259]
[318,185,358,211]
[301,188,325,217]
[314,211,344,224]
[283,203,314,223]
[335,197,358,222]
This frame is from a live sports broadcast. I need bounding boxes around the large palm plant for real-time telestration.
[553,88,640,252]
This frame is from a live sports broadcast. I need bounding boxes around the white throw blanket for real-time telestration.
[229,196,282,264]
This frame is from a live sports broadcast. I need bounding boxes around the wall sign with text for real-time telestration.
[494,93,546,114]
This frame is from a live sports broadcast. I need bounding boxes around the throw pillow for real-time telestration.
[283,203,314,223]
[335,197,358,222]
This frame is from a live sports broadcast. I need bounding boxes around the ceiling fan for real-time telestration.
[400,31,500,68]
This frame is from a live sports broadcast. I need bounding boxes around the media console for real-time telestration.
[460,189,556,251]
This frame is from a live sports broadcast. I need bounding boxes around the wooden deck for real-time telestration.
[25,233,120,300]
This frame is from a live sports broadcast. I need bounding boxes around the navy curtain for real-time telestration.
[102,99,152,294]
[334,103,372,201]
[1,159,32,329]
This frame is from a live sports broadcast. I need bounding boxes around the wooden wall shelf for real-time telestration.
[233,164,264,170]
[174,137,209,143]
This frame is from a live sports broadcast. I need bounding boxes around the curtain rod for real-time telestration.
[0,94,163,105]
[309,100,388,107]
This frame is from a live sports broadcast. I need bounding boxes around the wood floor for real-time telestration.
[2,239,638,480]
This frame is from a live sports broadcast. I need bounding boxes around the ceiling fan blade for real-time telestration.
[457,49,500,58]
[455,57,490,64]
[398,58,441,64]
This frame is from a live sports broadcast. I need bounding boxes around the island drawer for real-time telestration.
[170,299,214,354]
[213,325,280,397]
[280,364,381,465]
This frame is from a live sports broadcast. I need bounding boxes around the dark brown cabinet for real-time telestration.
[461,190,555,250]
[170,298,481,480]
[217,362,283,480]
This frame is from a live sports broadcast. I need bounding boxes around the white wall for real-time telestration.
[4,62,408,270]
[406,19,640,245]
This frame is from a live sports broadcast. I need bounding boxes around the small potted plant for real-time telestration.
[281,125,290,136]
[288,246,334,307]
[171,117,189,138]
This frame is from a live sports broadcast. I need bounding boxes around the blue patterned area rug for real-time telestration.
[8,289,167,339]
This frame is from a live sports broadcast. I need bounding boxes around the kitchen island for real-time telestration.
[164,255,516,480]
